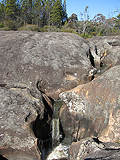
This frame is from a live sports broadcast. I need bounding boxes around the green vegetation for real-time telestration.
[0,0,120,38]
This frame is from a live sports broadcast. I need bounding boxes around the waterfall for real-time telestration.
[51,100,63,148]
[42,100,70,160]
[47,100,69,160]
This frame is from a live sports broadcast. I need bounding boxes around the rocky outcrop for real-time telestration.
[0,31,92,159]
[68,137,120,160]
[0,31,120,159]
[59,65,120,143]
[0,31,91,99]
[88,36,120,70]
[0,85,54,160]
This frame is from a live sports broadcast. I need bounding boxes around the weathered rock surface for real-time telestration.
[0,31,91,99]
[68,137,120,160]
[59,65,120,143]
[0,86,43,159]
[0,31,120,159]
[88,35,120,70]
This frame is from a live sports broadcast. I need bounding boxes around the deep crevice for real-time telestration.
[0,155,8,160]
[88,49,95,67]
[31,82,66,159]
[31,81,55,159]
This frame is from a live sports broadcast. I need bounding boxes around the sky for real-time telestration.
[66,0,120,20]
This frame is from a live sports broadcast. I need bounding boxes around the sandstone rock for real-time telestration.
[0,31,91,99]
[59,65,120,143]
[68,137,120,160]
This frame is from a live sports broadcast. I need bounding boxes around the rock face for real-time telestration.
[88,36,120,70]
[68,137,120,160]
[0,31,92,159]
[59,65,120,143]
[0,86,42,159]
[0,85,54,160]
[0,31,91,99]
[0,31,120,159]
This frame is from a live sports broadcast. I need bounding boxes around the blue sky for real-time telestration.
[66,0,120,20]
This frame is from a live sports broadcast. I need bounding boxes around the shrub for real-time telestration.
[3,20,16,30]
[42,25,49,32]
[80,33,93,39]
[41,25,61,32]
[18,24,40,32]
[0,22,4,28]
[61,28,74,33]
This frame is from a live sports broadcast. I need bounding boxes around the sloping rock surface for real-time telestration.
[68,137,120,160]
[0,31,91,99]
[59,65,120,143]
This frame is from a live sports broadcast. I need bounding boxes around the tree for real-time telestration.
[50,0,63,26]
[68,13,78,28]
[0,1,6,22]
[92,13,106,35]
[61,0,68,24]
[5,0,19,20]
[20,0,33,24]
[80,6,90,34]
[33,0,44,27]
[115,14,120,30]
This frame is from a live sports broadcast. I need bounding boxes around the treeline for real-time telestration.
[0,0,68,29]
[0,1,120,38]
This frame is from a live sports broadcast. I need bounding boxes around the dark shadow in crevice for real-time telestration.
[88,49,95,67]
[32,112,52,160]
[41,95,53,119]
[31,81,55,160]
[95,45,98,55]
[0,155,8,160]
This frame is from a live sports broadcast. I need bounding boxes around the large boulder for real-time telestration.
[0,31,91,99]
[68,137,120,160]
[59,65,120,143]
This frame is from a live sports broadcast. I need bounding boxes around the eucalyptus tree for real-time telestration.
[80,6,90,34]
